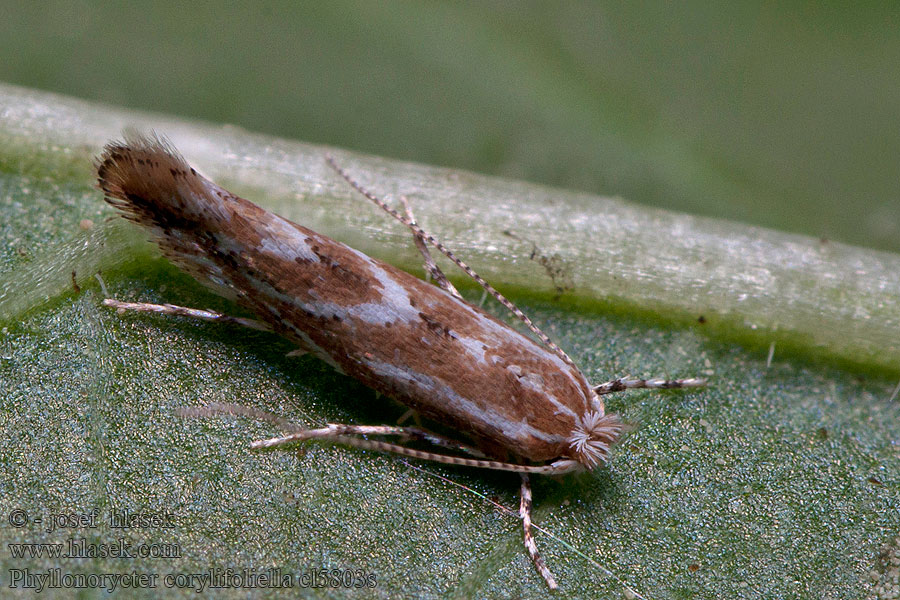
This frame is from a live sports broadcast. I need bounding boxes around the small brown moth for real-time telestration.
[96,134,704,589]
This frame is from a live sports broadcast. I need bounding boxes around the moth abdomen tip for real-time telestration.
[96,134,210,229]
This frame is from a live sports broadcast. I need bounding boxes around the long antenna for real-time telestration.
[326,155,576,369]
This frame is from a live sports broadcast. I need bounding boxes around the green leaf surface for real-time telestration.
[1,87,898,599]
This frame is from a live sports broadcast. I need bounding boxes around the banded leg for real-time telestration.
[250,424,579,475]
[520,474,558,590]
[282,423,487,457]
[593,376,707,396]
[398,195,461,299]
[103,299,272,332]
[103,298,310,358]
[182,403,485,457]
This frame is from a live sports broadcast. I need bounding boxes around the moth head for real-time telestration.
[567,409,623,469]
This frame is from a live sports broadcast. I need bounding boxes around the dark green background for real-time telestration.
[2,1,898,251]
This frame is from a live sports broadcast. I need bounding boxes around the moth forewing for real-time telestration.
[96,135,621,470]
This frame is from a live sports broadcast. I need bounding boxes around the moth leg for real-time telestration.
[593,376,707,396]
[520,474,558,590]
[177,405,470,453]
[181,404,485,457]
[250,424,577,475]
[398,195,462,299]
[297,423,487,457]
[103,298,273,332]
[396,407,424,428]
